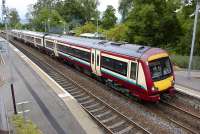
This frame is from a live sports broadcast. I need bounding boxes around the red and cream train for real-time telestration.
[9,30,175,102]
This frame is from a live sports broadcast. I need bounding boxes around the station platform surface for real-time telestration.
[175,70,200,99]
[0,39,103,134]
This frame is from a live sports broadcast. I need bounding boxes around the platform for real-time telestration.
[175,70,200,99]
[0,38,103,134]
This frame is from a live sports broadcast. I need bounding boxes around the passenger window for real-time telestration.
[97,55,99,66]
[130,62,137,80]
[92,53,95,64]
[114,61,127,76]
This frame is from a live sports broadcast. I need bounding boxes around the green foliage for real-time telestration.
[74,22,96,36]
[11,115,42,134]
[176,1,200,56]
[56,0,98,26]
[105,24,128,41]
[171,55,200,70]
[126,0,182,48]
[102,5,117,29]
[31,7,63,32]
[0,23,5,29]
[9,8,20,28]
[118,0,133,22]
[29,0,98,30]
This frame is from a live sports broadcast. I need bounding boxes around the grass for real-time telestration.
[11,115,42,134]
[170,55,200,70]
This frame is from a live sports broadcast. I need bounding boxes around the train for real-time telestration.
[8,29,175,102]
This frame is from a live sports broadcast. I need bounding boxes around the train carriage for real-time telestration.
[10,30,175,102]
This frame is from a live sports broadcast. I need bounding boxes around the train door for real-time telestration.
[91,49,101,76]
[34,37,37,47]
[129,60,138,83]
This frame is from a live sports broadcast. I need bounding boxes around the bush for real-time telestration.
[11,115,42,134]
[105,24,128,42]
[170,55,200,70]
[74,22,96,36]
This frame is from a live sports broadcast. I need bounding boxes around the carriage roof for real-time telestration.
[13,30,167,60]
[45,34,154,59]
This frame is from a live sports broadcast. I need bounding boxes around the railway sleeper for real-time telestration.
[115,125,134,134]
[80,99,95,105]
[69,90,83,95]
[76,96,90,101]
[85,103,100,109]
[107,120,125,129]
[89,106,105,113]
[95,110,111,118]
[100,115,118,124]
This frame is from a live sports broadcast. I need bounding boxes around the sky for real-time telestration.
[4,0,120,22]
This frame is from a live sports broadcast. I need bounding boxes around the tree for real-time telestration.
[56,0,98,27]
[176,0,200,55]
[74,21,96,35]
[118,0,133,22]
[102,5,117,30]
[126,0,182,49]
[105,24,128,41]
[9,8,20,28]
[31,7,63,32]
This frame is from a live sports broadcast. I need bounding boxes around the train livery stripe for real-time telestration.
[148,53,168,61]
[154,76,173,91]
[101,68,146,90]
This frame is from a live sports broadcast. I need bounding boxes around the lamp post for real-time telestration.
[59,20,66,34]
[188,0,200,78]
[42,21,47,32]
[91,17,99,38]
[47,19,50,33]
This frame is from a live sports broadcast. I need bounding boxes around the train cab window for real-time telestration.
[149,57,172,81]
[130,62,137,80]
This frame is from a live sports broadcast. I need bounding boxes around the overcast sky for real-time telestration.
[4,0,120,22]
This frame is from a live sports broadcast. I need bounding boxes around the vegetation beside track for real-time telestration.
[11,115,42,134]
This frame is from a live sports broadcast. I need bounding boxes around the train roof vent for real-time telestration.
[110,42,123,46]
[97,41,108,45]
[137,46,148,53]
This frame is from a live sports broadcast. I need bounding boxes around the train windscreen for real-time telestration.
[149,57,172,81]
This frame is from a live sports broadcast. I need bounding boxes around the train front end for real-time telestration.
[143,48,175,101]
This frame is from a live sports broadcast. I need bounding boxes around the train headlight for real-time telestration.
[152,86,158,91]
[171,80,175,86]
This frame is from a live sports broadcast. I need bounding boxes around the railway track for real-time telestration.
[9,40,151,134]
[4,35,200,133]
[159,99,200,134]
